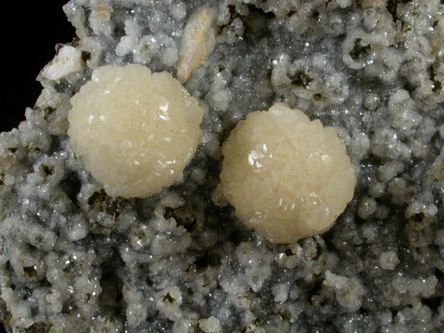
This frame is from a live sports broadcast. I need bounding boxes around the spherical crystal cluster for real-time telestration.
[1,0,444,331]
[68,64,203,198]
[220,103,356,243]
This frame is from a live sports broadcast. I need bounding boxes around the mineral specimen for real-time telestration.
[220,103,356,243]
[176,6,218,83]
[68,64,203,198]
[1,0,444,332]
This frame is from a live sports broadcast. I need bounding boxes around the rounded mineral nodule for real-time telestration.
[220,103,356,243]
[68,64,203,198]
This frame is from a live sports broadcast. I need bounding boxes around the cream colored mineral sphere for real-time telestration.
[68,64,203,198]
[220,103,356,243]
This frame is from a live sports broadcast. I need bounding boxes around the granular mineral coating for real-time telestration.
[3,0,444,331]
[220,103,356,243]
[68,64,203,198]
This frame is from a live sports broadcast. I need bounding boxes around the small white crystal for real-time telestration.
[41,45,85,81]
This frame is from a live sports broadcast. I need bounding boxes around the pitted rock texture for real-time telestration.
[0,0,443,332]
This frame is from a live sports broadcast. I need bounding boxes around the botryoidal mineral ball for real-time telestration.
[220,103,356,243]
[68,64,203,198]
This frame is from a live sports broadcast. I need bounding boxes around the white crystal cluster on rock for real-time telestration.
[41,45,85,81]
[1,0,444,332]
[176,6,218,83]
[68,64,203,198]
[220,103,356,243]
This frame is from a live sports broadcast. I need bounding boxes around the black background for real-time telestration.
[1,1,75,133]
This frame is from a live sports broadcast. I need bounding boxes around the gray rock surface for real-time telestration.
[0,0,443,332]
